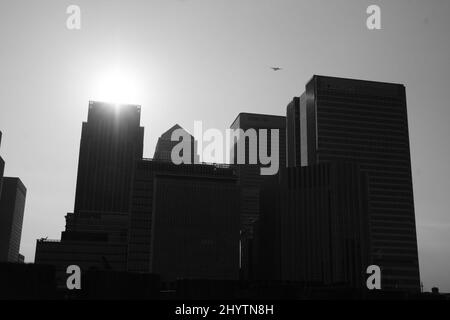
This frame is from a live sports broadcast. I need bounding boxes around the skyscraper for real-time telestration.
[36,101,144,285]
[0,131,4,196]
[229,113,286,232]
[74,101,144,213]
[153,124,199,164]
[229,113,286,279]
[286,96,306,168]
[286,75,420,291]
[0,177,27,262]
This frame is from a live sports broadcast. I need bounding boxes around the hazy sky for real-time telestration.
[0,0,449,291]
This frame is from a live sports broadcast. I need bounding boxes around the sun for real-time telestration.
[91,64,141,105]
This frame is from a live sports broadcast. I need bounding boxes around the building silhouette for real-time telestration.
[127,158,240,282]
[255,163,369,288]
[230,112,286,168]
[0,177,27,262]
[229,113,286,279]
[151,164,239,282]
[0,132,4,196]
[74,101,144,213]
[36,102,143,285]
[36,114,240,287]
[286,96,306,167]
[153,124,199,164]
[35,237,128,285]
[31,72,423,296]
[230,113,286,231]
[0,263,57,300]
[286,75,420,291]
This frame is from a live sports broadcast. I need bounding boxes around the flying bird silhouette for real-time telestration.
[271,67,282,71]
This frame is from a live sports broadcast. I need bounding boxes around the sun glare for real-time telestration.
[91,64,141,105]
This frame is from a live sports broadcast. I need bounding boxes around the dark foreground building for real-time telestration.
[0,263,57,299]
[0,177,27,262]
[229,113,286,280]
[255,163,369,288]
[230,113,286,232]
[286,75,420,291]
[0,262,160,300]
[127,159,240,282]
[35,212,129,286]
[35,102,144,285]
[0,132,4,196]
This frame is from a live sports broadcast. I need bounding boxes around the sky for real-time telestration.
[0,0,449,291]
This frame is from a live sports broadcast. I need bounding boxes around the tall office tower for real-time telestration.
[255,163,369,288]
[153,124,199,164]
[74,101,144,213]
[286,96,306,167]
[229,113,286,279]
[286,75,420,291]
[0,157,3,201]
[36,101,144,286]
[127,159,239,282]
[0,132,4,196]
[0,177,27,262]
[230,113,286,230]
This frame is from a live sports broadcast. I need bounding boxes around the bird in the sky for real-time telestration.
[271,67,282,71]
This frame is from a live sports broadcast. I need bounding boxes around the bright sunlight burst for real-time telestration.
[91,64,142,105]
